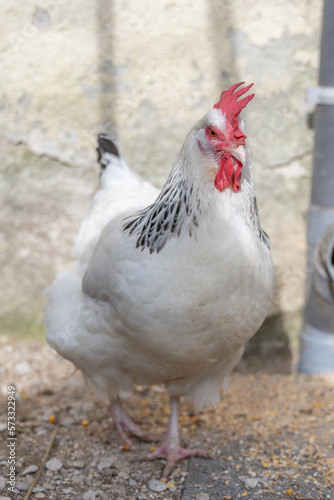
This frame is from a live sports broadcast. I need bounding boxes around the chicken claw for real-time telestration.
[147,396,207,476]
[110,398,157,446]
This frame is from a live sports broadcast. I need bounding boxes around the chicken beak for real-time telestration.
[230,145,247,166]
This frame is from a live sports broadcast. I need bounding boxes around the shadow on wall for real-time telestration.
[208,0,237,86]
[96,0,116,135]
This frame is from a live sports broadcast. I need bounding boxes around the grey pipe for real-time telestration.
[299,224,334,372]
[298,0,334,373]
[310,0,334,210]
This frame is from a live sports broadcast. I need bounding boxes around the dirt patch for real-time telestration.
[0,338,334,499]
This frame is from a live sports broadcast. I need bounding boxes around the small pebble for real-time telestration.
[83,491,96,500]
[97,457,113,470]
[23,474,34,485]
[129,477,138,486]
[0,476,5,488]
[42,482,55,490]
[0,496,12,500]
[36,494,45,499]
[242,477,260,489]
[22,464,38,476]
[63,488,73,494]
[73,460,85,469]
[46,457,63,471]
[196,494,210,500]
[32,486,45,493]
[16,480,30,491]
[147,479,168,492]
[35,427,47,436]
[0,423,7,432]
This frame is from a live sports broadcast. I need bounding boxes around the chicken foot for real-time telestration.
[110,398,157,446]
[147,396,207,476]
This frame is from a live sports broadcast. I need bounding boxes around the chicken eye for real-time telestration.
[209,129,217,137]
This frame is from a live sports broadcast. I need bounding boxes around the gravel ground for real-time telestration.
[0,338,334,500]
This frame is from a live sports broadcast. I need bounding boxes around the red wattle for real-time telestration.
[214,155,242,192]
[214,165,229,191]
[214,156,233,192]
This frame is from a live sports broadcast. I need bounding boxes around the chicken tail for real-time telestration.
[97,133,120,170]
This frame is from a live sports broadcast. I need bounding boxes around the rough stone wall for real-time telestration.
[0,1,322,341]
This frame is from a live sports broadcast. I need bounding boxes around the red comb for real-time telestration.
[214,82,254,117]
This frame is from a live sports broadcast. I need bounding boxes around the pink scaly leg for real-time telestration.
[147,396,207,476]
[110,398,157,447]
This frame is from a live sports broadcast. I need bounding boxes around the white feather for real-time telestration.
[74,154,158,265]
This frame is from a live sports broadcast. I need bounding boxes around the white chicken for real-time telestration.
[45,82,275,476]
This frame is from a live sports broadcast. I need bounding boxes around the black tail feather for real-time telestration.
[97,133,120,169]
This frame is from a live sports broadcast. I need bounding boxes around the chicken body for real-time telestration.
[45,83,275,475]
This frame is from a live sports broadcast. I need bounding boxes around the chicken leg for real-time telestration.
[110,398,156,446]
[147,396,207,476]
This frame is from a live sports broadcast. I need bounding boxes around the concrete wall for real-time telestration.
[0,1,322,341]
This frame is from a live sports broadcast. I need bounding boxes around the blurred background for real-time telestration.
[0,1,322,370]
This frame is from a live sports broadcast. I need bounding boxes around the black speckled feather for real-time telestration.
[123,173,201,254]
